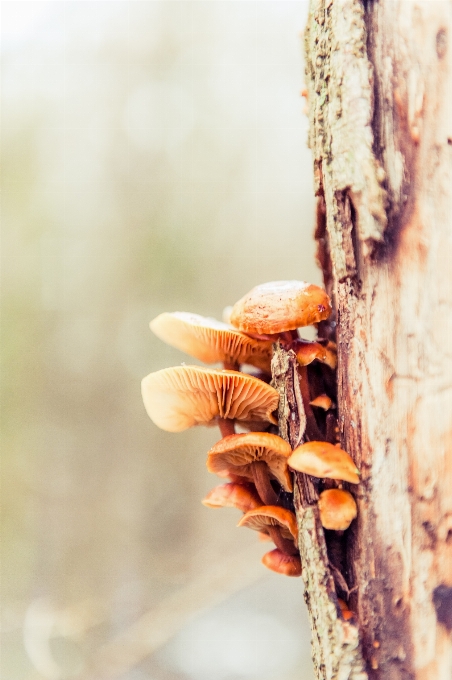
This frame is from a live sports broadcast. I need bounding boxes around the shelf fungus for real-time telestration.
[206,432,292,506]
[201,482,262,513]
[238,506,299,557]
[150,311,273,372]
[318,489,357,531]
[288,441,360,484]
[230,280,331,335]
[262,548,302,577]
[141,365,278,436]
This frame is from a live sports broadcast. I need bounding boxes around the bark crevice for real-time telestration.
[271,346,367,680]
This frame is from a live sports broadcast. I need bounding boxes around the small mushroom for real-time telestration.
[230,280,331,335]
[201,483,262,513]
[318,489,357,530]
[238,506,298,556]
[150,312,273,371]
[337,598,354,620]
[141,365,278,436]
[206,432,292,505]
[310,394,333,410]
[288,441,360,484]
[295,340,334,368]
[262,549,302,577]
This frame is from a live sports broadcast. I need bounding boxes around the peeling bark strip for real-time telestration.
[271,346,367,680]
[304,0,387,279]
[305,0,452,678]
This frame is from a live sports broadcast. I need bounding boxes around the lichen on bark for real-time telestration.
[304,0,387,279]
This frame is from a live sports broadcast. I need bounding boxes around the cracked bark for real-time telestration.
[303,0,452,679]
[272,347,367,680]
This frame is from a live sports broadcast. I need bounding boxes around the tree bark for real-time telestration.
[302,1,452,679]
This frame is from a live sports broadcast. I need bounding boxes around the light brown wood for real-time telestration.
[305,0,452,678]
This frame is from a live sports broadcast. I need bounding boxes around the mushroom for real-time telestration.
[238,506,298,556]
[201,482,262,513]
[337,598,354,621]
[141,365,278,437]
[318,489,357,530]
[206,432,292,505]
[295,340,336,369]
[288,441,360,484]
[150,312,273,372]
[310,394,333,410]
[261,549,302,577]
[230,280,331,336]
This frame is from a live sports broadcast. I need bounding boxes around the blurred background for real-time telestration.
[1,2,320,679]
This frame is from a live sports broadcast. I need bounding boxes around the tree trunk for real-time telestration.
[299,0,452,678]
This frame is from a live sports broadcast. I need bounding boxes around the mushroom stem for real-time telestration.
[267,526,299,556]
[223,361,240,371]
[218,419,235,438]
[298,366,323,440]
[325,412,336,444]
[281,331,297,344]
[252,461,279,505]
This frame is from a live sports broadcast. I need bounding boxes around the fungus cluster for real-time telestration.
[142,280,360,580]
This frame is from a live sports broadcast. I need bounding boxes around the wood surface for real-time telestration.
[304,0,452,678]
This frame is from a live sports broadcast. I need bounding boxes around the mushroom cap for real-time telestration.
[150,312,272,371]
[288,441,360,484]
[261,549,302,577]
[309,394,333,410]
[141,365,279,433]
[295,340,336,369]
[337,599,354,620]
[230,280,331,334]
[206,432,293,491]
[318,489,357,530]
[201,483,262,513]
[237,506,298,545]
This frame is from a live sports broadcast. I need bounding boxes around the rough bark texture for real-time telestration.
[272,347,368,680]
[305,1,452,679]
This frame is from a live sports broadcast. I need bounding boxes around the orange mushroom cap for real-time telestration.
[201,483,262,513]
[261,549,302,577]
[337,599,354,620]
[230,280,331,335]
[150,312,272,371]
[295,340,337,370]
[206,432,293,491]
[288,441,360,484]
[141,366,278,433]
[318,489,357,530]
[309,394,333,410]
[237,506,298,546]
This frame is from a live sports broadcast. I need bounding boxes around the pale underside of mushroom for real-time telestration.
[150,312,272,371]
[206,432,293,492]
[141,365,279,432]
[238,505,298,546]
